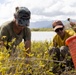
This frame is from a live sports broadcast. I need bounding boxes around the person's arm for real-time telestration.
[48,35,57,51]
[0,26,9,48]
[24,40,31,57]
[53,35,58,47]
[23,28,31,58]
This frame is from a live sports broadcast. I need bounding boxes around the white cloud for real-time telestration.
[0,0,76,25]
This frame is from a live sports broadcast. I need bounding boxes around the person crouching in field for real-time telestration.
[48,20,75,74]
[0,6,31,59]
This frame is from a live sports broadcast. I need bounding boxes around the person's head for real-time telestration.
[14,6,31,28]
[52,20,65,37]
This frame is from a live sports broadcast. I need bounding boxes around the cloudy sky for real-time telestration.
[0,0,76,26]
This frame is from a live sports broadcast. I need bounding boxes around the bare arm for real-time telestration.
[24,40,31,57]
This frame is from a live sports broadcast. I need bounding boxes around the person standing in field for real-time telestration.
[67,18,76,32]
[0,6,31,58]
[48,20,75,74]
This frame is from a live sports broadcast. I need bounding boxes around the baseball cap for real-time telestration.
[52,20,64,31]
[15,7,31,26]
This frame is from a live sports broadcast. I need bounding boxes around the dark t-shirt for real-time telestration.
[0,20,31,49]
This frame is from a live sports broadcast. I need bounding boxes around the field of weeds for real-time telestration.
[0,41,76,75]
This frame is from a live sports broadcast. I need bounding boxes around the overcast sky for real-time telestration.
[0,0,76,26]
